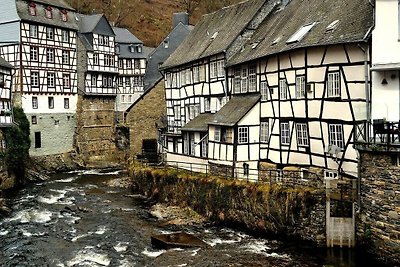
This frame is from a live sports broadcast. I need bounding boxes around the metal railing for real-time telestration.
[355,120,400,149]
[137,160,323,187]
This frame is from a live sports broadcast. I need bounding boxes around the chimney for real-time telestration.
[173,12,189,28]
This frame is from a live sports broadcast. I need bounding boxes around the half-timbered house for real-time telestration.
[0,58,14,128]
[0,0,79,156]
[74,14,124,166]
[114,27,146,113]
[162,0,373,180]
[161,0,279,164]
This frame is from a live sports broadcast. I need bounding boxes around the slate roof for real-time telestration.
[0,57,13,69]
[181,113,214,132]
[161,0,267,69]
[210,94,260,126]
[16,0,79,30]
[113,27,142,44]
[143,22,192,91]
[78,14,103,33]
[228,0,374,66]
[143,46,155,59]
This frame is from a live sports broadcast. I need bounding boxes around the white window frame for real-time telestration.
[193,66,199,83]
[204,98,210,112]
[48,96,54,109]
[46,48,54,63]
[214,127,221,142]
[31,72,39,87]
[260,121,269,143]
[201,136,208,158]
[30,46,38,61]
[63,74,70,88]
[62,50,69,65]
[91,75,97,87]
[62,30,69,42]
[234,67,241,94]
[260,81,268,101]
[295,76,305,99]
[328,124,344,149]
[46,27,54,40]
[217,60,224,77]
[29,24,38,38]
[190,134,195,156]
[126,59,132,69]
[47,72,55,88]
[296,123,309,147]
[93,53,99,65]
[183,133,189,155]
[279,79,287,100]
[64,98,70,109]
[174,105,181,121]
[238,127,249,144]
[280,122,290,145]
[186,69,191,85]
[32,96,38,109]
[241,67,248,93]
[248,64,257,92]
[327,71,340,97]
[210,61,218,79]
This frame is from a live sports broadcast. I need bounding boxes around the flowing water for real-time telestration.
[0,170,391,267]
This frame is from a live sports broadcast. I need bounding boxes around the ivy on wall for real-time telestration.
[3,107,30,184]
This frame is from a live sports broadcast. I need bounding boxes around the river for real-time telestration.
[0,170,390,267]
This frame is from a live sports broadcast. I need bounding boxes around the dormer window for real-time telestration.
[115,45,120,54]
[136,45,142,53]
[61,9,68,22]
[29,2,36,16]
[163,37,169,49]
[129,46,134,53]
[45,6,53,19]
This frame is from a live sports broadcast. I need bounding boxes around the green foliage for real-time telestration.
[4,107,30,184]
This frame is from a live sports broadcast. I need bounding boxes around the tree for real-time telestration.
[181,0,201,16]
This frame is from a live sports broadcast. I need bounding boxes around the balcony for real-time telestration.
[355,120,400,151]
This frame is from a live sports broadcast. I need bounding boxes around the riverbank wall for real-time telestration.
[131,166,326,245]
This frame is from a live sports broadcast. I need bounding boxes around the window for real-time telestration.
[163,38,169,48]
[104,55,110,66]
[61,9,68,22]
[124,77,130,87]
[241,68,248,93]
[31,115,37,125]
[185,69,191,85]
[30,46,38,61]
[248,64,257,92]
[296,123,309,146]
[193,66,199,83]
[32,96,38,109]
[234,67,241,93]
[279,79,287,100]
[126,59,132,69]
[238,127,248,144]
[29,25,38,38]
[199,65,206,82]
[174,106,181,120]
[280,122,290,145]
[31,72,39,87]
[104,36,109,46]
[64,98,69,109]
[108,77,113,87]
[217,60,224,77]
[327,72,340,97]
[62,50,69,64]
[204,98,210,112]
[190,134,195,156]
[201,134,208,158]
[102,76,107,87]
[328,124,344,149]
[118,59,123,69]
[210,61,218,79]
[260,81,269,101]
[47,72,55,87]
[63,74,70,88]
[118,77,123,86]
[221,128,233,143]
[46,48,54,62]
[287,23,316,43]
[48,97,54,109]
[260,121,269,142]
[46,27,54,40]
[29,2,37,16]
[187,104,200,120]
[98,35,104,45]
[62,30,69,42]
[137,46,142,53]
[295,76,305,98]
[91,75,97,86]
[45,6,52,19]
[34,132,41,148]
[134,60,140,69]
[133,76,143,86]
[93,53,99,65]
[214,127,221,142]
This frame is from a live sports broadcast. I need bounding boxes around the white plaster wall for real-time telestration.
[22,93,77,114]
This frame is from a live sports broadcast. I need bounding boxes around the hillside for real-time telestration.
[66,0,242,47]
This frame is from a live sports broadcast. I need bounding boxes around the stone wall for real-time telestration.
[125,80,166,159]
[131,166,326,245]
[358,151,400,265]
[74,95,125,168]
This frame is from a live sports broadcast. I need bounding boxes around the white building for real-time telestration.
[0,0,79,156]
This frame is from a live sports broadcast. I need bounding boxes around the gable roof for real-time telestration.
[161,0,267,69]
[16,0,79,30]
[210,94,260,126]
[0,57,13,69]
[228,0,373,66]
[113,27,142,44]
[143,22,193,91]
[181,113,214,132]
[78,14,115,36]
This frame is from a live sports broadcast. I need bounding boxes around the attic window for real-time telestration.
[164,37,169,48]
[271,37,281,46]
[137,45,142,53]
[287,22,316,44]
[29,2,36,16]
[45,6,53,19]
[129,45,134,53]
[326,20,339,32]
[61,9,68,22]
